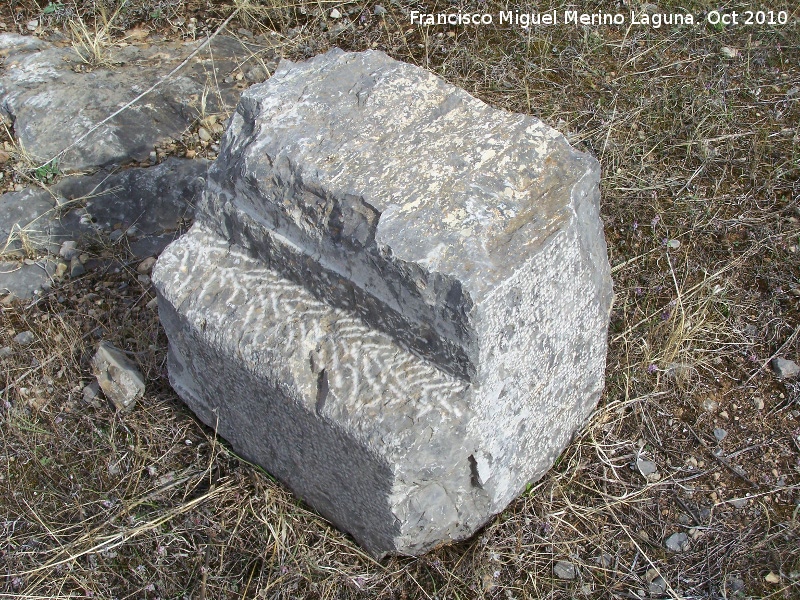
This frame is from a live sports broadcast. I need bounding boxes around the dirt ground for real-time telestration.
[1,1,798,598]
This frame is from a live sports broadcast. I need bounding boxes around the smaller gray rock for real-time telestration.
[0,346,13,358]
[753,397,764,410]
[636,458,658,477]
[245,66,268,83]
[69,257,85,278]
[729,497,748,509]
[110,230,125,242]
[648,576,667,596]
[554,560,577,580]
[725,575,744,594]
[137,257,157,275]
[13,331,34,346]
[771,357,800,379]
[83,381,100,404]
[374,5,387,16]
[92,342,145,411]
[713,428,727,442]
[593,553,613,568]
[329,8,342,18]
[664,532,689,553]
[59,240,78,260]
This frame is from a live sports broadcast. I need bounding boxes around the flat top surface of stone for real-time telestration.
[228,49,597,298]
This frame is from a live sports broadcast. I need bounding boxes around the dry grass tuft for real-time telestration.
[1,0,799,597]
[68,2,127,68]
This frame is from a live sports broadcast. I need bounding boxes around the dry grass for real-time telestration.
[1,0,799,597]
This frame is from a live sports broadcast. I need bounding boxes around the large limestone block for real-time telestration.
[153,49,612,557]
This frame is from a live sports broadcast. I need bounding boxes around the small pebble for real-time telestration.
[648,576,667,595]
[593,553,613,568]
[0,346,12,358]
[198,127,212,142]
[553,560,576,580]
[726,576,744,593]
[374,4,387,16]
[665,532,689,553]
[713,428,727,442]
[330,8,342,19]
[137,256,157,274]
[26,19,38,31]
[110,230,125,242]
[13,331,35,346]
[59,240,78,260]
[702,398,718,412]
[69,257,85,278]
[636,458,658,477]
[771,357,800,379]
[83,381,99,401]
[753,397,764,410]
[720,46,738,58]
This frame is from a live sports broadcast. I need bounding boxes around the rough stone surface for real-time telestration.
[154,49,612,556]
[92,341,145,411]
[0,33,274,171]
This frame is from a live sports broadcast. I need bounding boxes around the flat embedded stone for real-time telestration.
[0,34,270,171]
[0,158,205,259]
[0,259,56,299]
[155,49,612,556]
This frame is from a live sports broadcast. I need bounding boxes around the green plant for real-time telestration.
[33,159,60,184]
[42,3,65,15]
